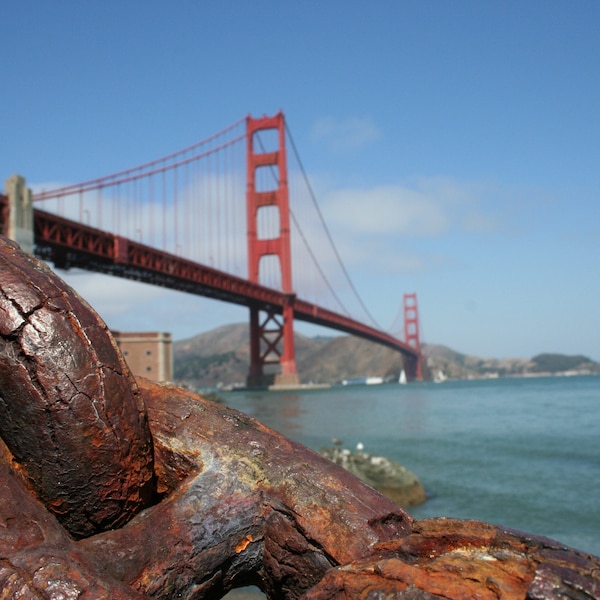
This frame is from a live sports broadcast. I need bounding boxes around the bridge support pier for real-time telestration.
[5,175,34,254]
[247,302,300,389]
[403,293,423,381]
[246,112,300,388]
[403,354,422,382]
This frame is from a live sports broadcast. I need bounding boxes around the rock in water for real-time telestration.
[321,446,427,507]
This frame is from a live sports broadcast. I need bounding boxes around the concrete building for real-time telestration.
[113,331,173,382]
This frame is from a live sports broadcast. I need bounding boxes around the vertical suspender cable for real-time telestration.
[173,165,178,254]
[113,184,121,234]
[148,173,152,245]
[207,153,213,266]
[184,160,190,260]
[162,169,167,251]
[216,147,222,270]
[97,186,102,230]
[224,141,230,273]
[133,176,138,240]
[285,122,382,330]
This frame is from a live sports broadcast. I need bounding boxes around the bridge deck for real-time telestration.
[0,203,418,360]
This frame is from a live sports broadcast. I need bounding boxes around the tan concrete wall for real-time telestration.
[113,331,173,382]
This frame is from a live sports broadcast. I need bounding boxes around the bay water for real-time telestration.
[222,375,600,558]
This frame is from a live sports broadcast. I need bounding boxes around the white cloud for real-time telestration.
[30,172,511,337]
[55,268,246,340]
[323,185,449,236]
[321,178,504,238]
[310,116,381,151]
[460,212,499,233]
[284,176,512,285]
[57,270,172,320]
[59,271,154,316]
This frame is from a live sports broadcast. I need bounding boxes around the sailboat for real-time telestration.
[434,369,447,383]
[399,369,407,385]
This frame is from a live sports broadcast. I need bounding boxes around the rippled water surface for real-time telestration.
[223,375,600,557]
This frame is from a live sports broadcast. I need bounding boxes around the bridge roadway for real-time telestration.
[0,198,420,365]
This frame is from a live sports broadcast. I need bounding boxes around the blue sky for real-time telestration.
[2,1,599,360]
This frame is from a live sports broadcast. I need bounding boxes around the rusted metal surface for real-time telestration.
[0,236,156,538]
[78,378,411,598]
[0,234,599,599]
[304,518,600,599]
[0,434,149,598]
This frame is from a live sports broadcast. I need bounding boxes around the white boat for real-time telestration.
[434,369,447,383]
[399,369,407,384]
[341,376,384,386]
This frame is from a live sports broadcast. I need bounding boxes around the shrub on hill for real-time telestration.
[530,353,592,373]
[174,351,239,380]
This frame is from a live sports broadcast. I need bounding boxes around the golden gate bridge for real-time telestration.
[0,112,422,387]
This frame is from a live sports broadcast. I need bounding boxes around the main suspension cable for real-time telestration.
[284,122,382,330]
[252,131,351,317]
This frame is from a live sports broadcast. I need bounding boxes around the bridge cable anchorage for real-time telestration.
[284,122,383,331]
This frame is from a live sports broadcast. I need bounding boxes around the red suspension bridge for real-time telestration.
[0,112,423,386]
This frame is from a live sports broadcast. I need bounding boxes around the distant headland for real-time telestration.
[172,323,599,390]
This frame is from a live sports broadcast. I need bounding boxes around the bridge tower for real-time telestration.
[246,112,299,388]
[403,293,423,380]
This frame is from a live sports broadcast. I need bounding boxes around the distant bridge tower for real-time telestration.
[246,112,299,388]
[403,293,423,380]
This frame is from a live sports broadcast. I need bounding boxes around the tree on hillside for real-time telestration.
[530,353,592,373]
